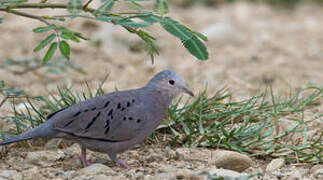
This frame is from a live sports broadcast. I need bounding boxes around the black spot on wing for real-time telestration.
[91,107,96,111]
[128,117,133,120]
[84,109,89,112]
[123,117,126,121]
[117,103,121,109]
[127,102,130,107]
[73,111,81,117]
[64,120,74,128]
[85,112,101,129]
[132,99,135,103]
[104,127,110,135]
[104,101,110,108]
[104,119,110,128]
[108,109,113,116]
[137,119,141,123]
[121,107,125,111]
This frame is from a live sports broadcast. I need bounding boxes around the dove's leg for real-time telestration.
[80,146,92,167]
[108,153,129,169]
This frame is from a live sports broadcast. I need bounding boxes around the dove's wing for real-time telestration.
[52,89,147,142]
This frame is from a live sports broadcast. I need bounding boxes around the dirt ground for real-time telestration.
[0,1,322,179]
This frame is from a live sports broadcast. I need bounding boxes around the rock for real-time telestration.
[44,138,61,150]
[144,153,165,163]
[92,174,113,180]
[282,170,303,180]
[24,150,65,166]
[310,165,323,179]
[22,166,45,180]
[201,168,249,179]
[266,158,285,172]
[211,150,253,172]
[78,163,115,176]
[0,170,23,180]
[202,23,242,45]
[62,171,75,179]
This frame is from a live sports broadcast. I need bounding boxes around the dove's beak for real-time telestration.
[182,86,194,97]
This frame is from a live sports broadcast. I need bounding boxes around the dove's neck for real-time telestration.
[144,84,175,105]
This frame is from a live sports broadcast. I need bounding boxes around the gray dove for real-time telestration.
[0,70,194,168]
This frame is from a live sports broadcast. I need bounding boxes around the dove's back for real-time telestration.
[0,86,170,151]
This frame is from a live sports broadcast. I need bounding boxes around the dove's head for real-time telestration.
[147,70,194,97]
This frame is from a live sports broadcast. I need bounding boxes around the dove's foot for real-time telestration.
[108,153,129,169]
[116,159,129,169]
[68,146,93,167]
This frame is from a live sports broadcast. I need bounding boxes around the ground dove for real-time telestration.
[0,70,194,168]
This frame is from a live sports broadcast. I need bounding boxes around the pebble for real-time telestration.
[0,170,23,180]
[77,163,115,177]
[310,165,323,179]
[211,150,253,172]
[201,168,249,178]
[266,158,285,172]
[24,150,65,166]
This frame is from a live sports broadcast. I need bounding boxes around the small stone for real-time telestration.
[266,158,285,172]
[24,150,65,166]
[62,171,75,179]
[282,170,303,180]
[144,153,164,163]
[92,174,112,180]
[44,138,61,150]
[0,170,23,180]
[202,168,249,178]
[310,165,323,179]
[211,150,253,172]
[78,163,115,176]
[22,166,45,180]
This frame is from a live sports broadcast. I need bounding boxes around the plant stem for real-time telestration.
[1,9,51,25]
[0,3,67,9]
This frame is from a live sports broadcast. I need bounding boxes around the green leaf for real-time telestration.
[193,31,208,42]
[59,41,70,60]
[32,25,56,33]
[43,42,58,63]
[139,14,163,24]
[33,33,56,52]
[61,32,80,43]
[94,0,115,17]
[74,32,88,40]
[1,0,27,3]
[125,1,144,10]
[161,17,193,40]
[95,16,121,22]
[67,0,82,14]
[0,80,4,88]
[182,36,208,60]
[116,20,152,28]
[154,0,169,15]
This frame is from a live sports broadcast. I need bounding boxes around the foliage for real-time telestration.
[0,56,85,75]
[0,0,209,63]
[1,77,322,164]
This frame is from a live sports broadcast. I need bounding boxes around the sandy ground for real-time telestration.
[0,1,322,179]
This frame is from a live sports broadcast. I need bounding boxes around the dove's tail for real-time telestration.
[0,120,58,145]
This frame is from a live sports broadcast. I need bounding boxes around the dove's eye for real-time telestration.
[168,80,175,85]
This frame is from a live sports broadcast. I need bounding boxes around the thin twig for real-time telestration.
[1,9,51,25]
[83,0,93,10]
[0,96,8,108]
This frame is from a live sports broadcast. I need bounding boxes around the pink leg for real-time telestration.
[80,146,89,167]
[68,146,92,167]
[108,153,129,169]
